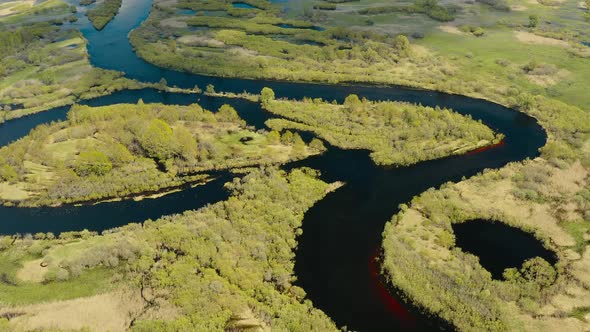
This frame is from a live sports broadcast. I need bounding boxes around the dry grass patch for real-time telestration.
[3,289,144,332]
[160,17,187,28]
[454,164,575,247]
[438,25,464,35]
[177,35,224,47]
[16,259,46,283]
[156,0,178,8]
[0,0,33,17]
[547,161,587,195]
[511,5,528,11]
[0,182,31,201]
[514,31,570,48]
[571,248,590,288]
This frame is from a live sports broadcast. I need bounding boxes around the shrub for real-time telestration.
[74,151,112,177]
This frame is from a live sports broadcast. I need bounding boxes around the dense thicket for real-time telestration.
[264,92,500,166]
[0,102,317,206]
[86,0,122,30]
[358,0,456,22]
[128,0,421,86]
[0,168,338,330]
[129,168,337,330]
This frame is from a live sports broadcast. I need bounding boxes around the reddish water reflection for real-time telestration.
[368,248,416,329]
[468,140,505,155]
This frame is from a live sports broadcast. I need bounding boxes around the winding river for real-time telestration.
[0,0,547,330]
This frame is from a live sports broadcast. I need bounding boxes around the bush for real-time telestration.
[74,151,112,177]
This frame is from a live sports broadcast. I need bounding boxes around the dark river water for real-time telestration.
[0,0,549,330]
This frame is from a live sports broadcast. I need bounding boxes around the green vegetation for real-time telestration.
[0,1,143,123]
[129,0,590,111]
[130,0,439,85]
[86,0,122,30]
[357,0,456,22]
[263,92,500,166]
[0,102,320,206]
[381,154,590,331]
[0,168,338,331]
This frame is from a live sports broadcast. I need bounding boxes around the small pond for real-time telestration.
[452,219,557,279]
[275,23,325,31]
[177,9,196,15]
[232,2,257,9]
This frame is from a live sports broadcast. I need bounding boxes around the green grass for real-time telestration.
[561,220,590,253]
[418,27,590,108]
[0,268,114,305]
[0,247,114,305]
[568,306,590,321]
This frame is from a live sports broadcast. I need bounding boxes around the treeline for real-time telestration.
[262,90,500,166]
[0,102,318,206]
[86,0,122,30]
[475,0,510,11]
[358,0,456,22]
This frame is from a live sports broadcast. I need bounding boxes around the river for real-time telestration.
[0,0,547,330]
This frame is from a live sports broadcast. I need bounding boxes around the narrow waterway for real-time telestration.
[0,0,547,330]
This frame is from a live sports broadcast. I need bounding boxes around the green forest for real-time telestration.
[0,102,319,206]
[86,0,123,30]
[263,91,500,166]
[0,168,339,331]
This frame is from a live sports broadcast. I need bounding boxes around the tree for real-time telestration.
[344,94,363,112]
[158,77,168,88]
[260,87,275,106]
[139,119,175,161]
[267,130,280,144]
[0,164,17,182]
[293,133,305,150]
[309,138,326,152]
[394,35,410,55]
[281,130,294,145]
[216,104,243,125]
[520,257,556,287]
[174,127,198,160]
[74,151,112,177]
[529,15,539,28]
